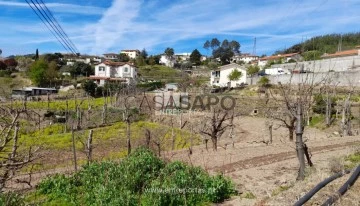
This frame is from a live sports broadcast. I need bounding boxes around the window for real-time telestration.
[99,66,105,72]
[124,67,129,73]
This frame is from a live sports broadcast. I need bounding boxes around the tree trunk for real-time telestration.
[211,137,217,151]
[296,101,306,181]
[325,93,331,127]
[87,130,93,164]
[268,123,273,144]
[72,128,78,172]
[127,120,131,155]
[288,127,294,141]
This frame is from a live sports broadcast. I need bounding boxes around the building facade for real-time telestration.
[89,61,137,86]
[210,63,247,88]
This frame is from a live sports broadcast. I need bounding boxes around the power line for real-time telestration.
[25,0,78,55]
[25,0,69,53]
[33,0,77,54]
[37,0,79,54]
[29,0,76,54]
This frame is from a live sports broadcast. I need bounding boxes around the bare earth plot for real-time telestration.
[168,117,360,206]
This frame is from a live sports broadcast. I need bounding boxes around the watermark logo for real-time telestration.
[124,92,236,115]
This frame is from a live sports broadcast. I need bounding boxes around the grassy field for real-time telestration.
[138,65,188,83]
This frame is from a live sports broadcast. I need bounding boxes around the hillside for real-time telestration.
[277,32,360,55]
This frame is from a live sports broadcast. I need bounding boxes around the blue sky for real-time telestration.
[0,0,359,57]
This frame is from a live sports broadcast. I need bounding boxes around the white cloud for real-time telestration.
[0,0,105,15]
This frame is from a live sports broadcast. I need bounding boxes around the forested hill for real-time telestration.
[276,32,360,55]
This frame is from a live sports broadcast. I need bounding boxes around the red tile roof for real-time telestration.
[103,60,134,67]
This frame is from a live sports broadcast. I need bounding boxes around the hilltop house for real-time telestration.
[258,53,303,67]
[88,60,137,86]
[231,53,259,64]
[210,63,247,88]
[159,55,176,67]
[103,53,119,60]
[120,50,140,59]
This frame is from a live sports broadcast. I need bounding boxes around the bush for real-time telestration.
[0,70,11,77]
[36,148,236,205]
[0,192,25,206]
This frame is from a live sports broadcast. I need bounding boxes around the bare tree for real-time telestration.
[200,108,234,151]
[0,105,40,191]
[268,72,322,180]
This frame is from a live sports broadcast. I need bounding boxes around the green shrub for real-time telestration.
[35,148,236,206]
[0,192,25,206]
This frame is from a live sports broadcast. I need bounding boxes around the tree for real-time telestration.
[200,108,235,151]
[190,49,202,65]
[221,39,229,49]
[3,58,18,69]
[247,65,260,77]
[118,53,130,62]
[203,40,210,55]
[71,62,93,77]
[82,80,97,97]
[230,40,241,54]
[258,76,270,86]
[0,61,6,70]
[212,47,234,65]
[140,48,148,59]
[267,73,320,180]
[135,56,146,67]
[29,59,48,86]
[45,61,59,86]
[35,49,39,61]
[15,56,33,71]
[164,48,174,58]
[210,38,220,51]
[228,69,242,81]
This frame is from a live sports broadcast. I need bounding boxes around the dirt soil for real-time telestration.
[8,116,360,205]
[167,116,360,206]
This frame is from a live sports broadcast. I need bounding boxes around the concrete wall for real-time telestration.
[248,70,360,87]
[270,55,360,73]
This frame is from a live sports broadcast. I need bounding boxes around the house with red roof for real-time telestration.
[88,60,138,86]
[258,53,303,67]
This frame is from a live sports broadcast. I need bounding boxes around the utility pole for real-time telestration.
[252,37,257,56]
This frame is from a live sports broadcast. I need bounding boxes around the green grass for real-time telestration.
[240,191,256,199]
[271,185,292,196]
[309,115,325,128]
[344,150,360,169]
[19,121,200,151]
[139,65,187,83]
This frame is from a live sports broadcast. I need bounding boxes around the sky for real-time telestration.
[0,0,359,57]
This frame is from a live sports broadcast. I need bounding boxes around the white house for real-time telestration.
[258,53,303,67]
[159,55,176,67]
[89,60,137,86]
[103,53,119,60]
[231,53,259,64]
[210,63,247,88]
[120,50,140,59]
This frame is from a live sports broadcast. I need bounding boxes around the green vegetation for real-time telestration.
[309,115,325,128]
[240,191,256,199]
[271,185,292,196]
[247,65,260,77]
[0,192,25,206]
[32,148,236,205]
[20,121,199,151]
[344,149,360,169]
[278,32,360,55]
[257,76,270,86]
[228,69,242,81]
[138,65,187,83]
